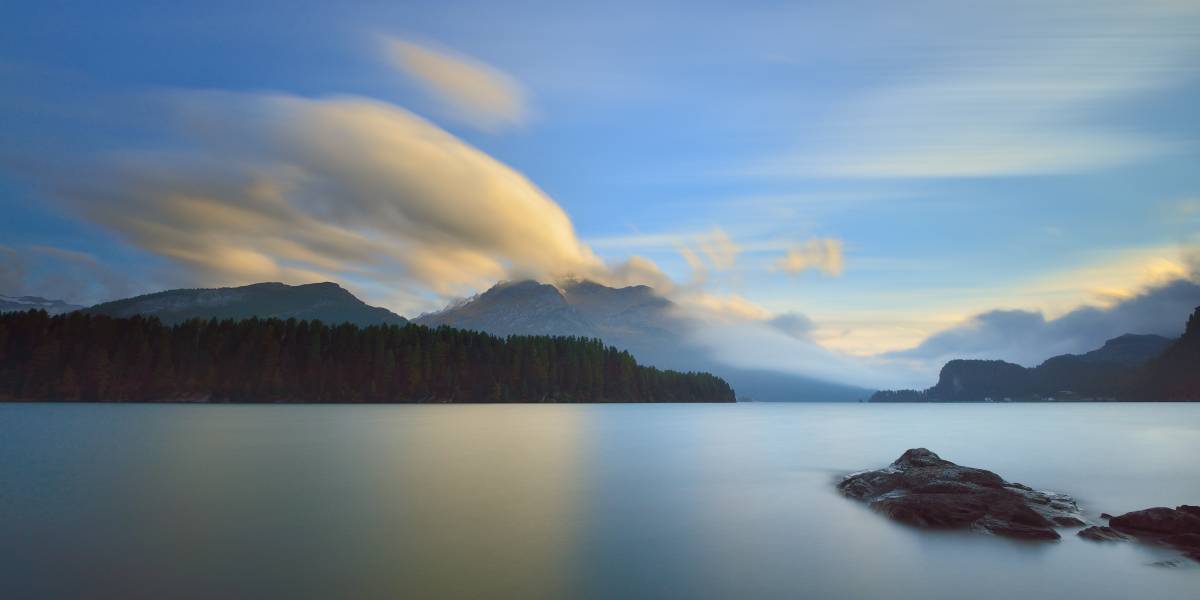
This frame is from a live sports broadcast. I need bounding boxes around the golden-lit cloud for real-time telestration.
[697,228,740,270]
[775,238,844,276]
[384,37,530,132]
[674,227,741,282]
[807,244,1199,359]
[683,292,772,322]
[600,255,676,292]
[67,93,624,312]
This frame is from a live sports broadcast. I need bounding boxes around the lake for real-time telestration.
[2,402,1198,599]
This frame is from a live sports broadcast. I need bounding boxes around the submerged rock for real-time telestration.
[837,449,1082,541]
[1077,526,1129,542]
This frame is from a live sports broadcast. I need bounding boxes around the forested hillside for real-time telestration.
[0,310,734,403]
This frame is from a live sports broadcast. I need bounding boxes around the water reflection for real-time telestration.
[1,403,1198,599]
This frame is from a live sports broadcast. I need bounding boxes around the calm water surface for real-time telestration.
[2,403,1198,599]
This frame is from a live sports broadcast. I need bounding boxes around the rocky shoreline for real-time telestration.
[838,448,1199,565]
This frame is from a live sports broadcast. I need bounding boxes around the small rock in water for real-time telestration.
[1107,505,1200,562]
[837,448,1083,541]
[1077,526,1129,542]
[1110,506,1200,535]
[1148,560,1183,568]
[1053,516,1086,528]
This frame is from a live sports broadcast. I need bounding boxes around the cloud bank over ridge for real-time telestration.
[60,93,631,308]
[887,276,1200,369]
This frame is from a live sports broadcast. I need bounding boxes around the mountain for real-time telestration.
[926,359,1033,402]
[0,295,83,316]
[418,279,870,402]
[84,282,407,327]
[1136,307,1200,400]
[1030,334,1172,398]
[1064,333,1174,366]
[417,280,592,337]
[871,309,1196,402]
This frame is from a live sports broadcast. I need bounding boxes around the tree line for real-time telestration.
[0,310,735,403]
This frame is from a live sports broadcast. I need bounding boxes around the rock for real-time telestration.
[1110,506,1200,535]
[1177,505,1200,518]
[1107,505,1200,562]
[1054,516,1086,527]
[837,449,1082,541]
[1077,526,1129,542]
[1100,513,1114,520]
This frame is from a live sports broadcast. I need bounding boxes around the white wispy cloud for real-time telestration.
[745,0,1199,179]
[383,36,530,132]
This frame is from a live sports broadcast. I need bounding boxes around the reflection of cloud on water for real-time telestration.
[379,405,588,597]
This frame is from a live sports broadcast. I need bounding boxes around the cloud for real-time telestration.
[696,228,740,270]
[767,312,815,340]
[678,246,705,280]
[55,93,634,313]
[0,244,134,304]
[775,238,844,276]
[384,37,530,132]
[599,255,676,292]
[683,292,772,322]
[746,0,1199,178]
[888,277,1200,368]
[673,227,741,282]
[686,316,922,390]
[0,245,25,293]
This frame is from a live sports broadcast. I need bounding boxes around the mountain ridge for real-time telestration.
[419,278,870,402]
[84,282,407,327]
[870,307,1197,402]
[0,294,83,316]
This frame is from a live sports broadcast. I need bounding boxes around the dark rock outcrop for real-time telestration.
[837,449,1082,540]
[1104,505,1200,562]
[1110,505,1200,535]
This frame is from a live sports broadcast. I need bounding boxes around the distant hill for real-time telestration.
[0,295,82,316]
[84,282,407,327]
[870,308,1196,402]
[419,279,869,402]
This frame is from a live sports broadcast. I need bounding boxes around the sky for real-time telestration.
[2,0,1199,387]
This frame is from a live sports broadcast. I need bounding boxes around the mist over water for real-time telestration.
[2,403,1198,599]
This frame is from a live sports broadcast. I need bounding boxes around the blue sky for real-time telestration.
[2,0,1198,384]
